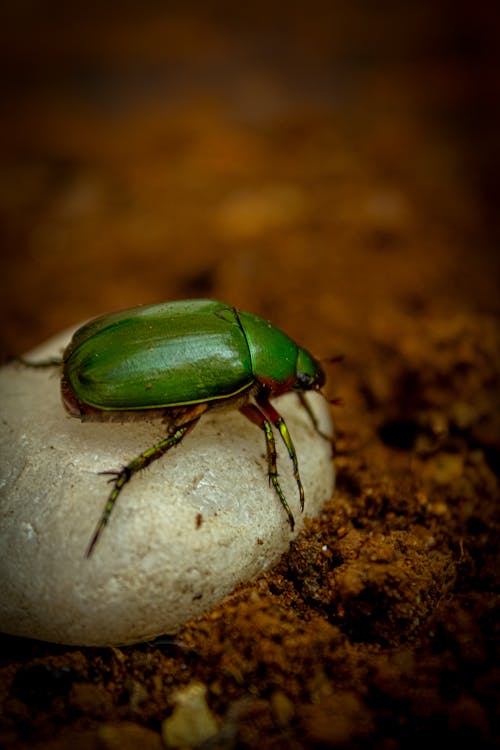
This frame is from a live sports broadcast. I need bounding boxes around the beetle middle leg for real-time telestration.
[240,402,297,530]
[86,404,207,557]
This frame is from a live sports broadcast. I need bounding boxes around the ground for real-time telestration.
[0,2,498,748]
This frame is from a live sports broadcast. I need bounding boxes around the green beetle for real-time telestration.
[61,299,327,556]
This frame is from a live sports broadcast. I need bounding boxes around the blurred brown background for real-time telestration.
[0,0,498,359]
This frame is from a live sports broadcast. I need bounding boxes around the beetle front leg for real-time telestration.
[240,403,296,531]
[296,391,327,442]
[296,391,338,449]
[255,395,305,512]
[86,405,206,557]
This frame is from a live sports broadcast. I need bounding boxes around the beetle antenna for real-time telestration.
[328,396,344,407]
[320,353,344,366]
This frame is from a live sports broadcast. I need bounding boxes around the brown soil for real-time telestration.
[0,2,498,748]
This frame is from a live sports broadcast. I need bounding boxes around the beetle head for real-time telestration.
[294,348,326,392]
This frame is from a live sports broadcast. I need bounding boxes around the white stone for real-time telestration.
[0,327,334,646]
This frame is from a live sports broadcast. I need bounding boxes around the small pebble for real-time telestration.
[270,690,295,727]
[162,682,219,748]
[0,327,334,645]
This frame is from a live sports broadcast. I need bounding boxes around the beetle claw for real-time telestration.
[99,468,131,485]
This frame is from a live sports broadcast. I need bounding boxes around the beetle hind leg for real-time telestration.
[86,404,206,557]
[240,403,296,530]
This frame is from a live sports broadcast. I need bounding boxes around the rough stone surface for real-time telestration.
[0,328,334,646]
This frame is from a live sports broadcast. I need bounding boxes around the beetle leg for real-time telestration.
[240,403,296,531]
[86,406,206,557]
[15,355,63,368]
[256,396,305,512]
[296,391,333,442]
